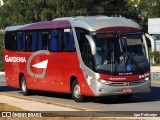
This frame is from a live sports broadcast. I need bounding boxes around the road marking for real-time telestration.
[0,92,102,111]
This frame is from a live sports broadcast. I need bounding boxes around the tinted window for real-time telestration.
[38,31,49,50]
[75,28,94,70]
[50,28,76,52]
[4,31,16,51]
[5,28,75,52]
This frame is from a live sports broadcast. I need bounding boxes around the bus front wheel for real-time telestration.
[20,75,30,96]
[71,79,85,102]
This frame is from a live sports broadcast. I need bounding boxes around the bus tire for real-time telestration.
[118,94,132,101]
[20,75,30,96]
[71,79,85,102]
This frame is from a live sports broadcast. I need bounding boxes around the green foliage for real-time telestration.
[154,51,160,64]
[0,33,4,71]
[0,0,159,29]
[149,48,160,65]
[135,0,160,32]
[0,0,140,28]
[138,0,160,18]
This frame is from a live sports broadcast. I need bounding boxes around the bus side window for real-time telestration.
[4,31,15,51]
[22,32,27,51]
[50,30,58,51]
[26,32,32,52]
[37,31,49,50]
[63,31,69,51]
[42,31,49,50]
[76,28,94,70]
[63,29,75,52]
[76,30,80,41]
[57,30,62,51]
[38,32,42,50]
[68,30,75,52]
[31,32,37,51]
[16,32,23,51]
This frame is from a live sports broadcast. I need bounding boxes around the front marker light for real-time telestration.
[98,79,109,84]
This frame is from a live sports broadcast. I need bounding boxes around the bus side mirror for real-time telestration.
[145,33,156,52]
[85,35,96,55]
[145,33,156,64]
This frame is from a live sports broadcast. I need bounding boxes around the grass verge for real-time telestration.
[0,103,25,111]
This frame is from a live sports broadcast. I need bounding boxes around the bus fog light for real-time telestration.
[98,79,109,84]
[144,77,150,81]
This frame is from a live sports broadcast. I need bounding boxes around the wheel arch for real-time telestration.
[19,72,24,88]
[70,76,77,92]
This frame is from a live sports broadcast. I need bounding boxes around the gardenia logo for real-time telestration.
[26,50,49,78]
[5,55,26,63]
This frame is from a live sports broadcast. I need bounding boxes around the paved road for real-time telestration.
[1,75,160,112]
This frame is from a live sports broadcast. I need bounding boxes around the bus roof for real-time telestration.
[5,20,71,32]
[5,16,141,32]
[55,16,141,32]
[4,24,32,31]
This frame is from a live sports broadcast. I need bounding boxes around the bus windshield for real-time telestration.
[92,32,150,75]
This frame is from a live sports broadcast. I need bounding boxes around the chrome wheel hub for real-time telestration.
[74,84,81,98]
[22,81,26,92]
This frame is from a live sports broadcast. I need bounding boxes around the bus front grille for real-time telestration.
[109,80,146,86]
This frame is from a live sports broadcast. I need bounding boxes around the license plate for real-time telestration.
[122,88,132,92]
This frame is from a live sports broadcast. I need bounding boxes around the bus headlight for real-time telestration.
[144,77,150,81]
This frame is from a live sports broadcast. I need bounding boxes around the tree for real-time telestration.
[138,0,160,18]
[136,0,160,32]
[0,32,4,71]
[149,49,160,65]
[0,0,140,28]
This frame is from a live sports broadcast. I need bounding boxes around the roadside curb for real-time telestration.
[0,94,80,112]
[0,92,99,111]
[0,72,5,75]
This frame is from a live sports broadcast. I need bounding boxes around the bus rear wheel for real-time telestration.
[21,75,30,96]
[71,79,85,102]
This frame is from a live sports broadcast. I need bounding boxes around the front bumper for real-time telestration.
[93,80,151,96]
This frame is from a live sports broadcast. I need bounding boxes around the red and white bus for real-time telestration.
[4,16,152,102]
